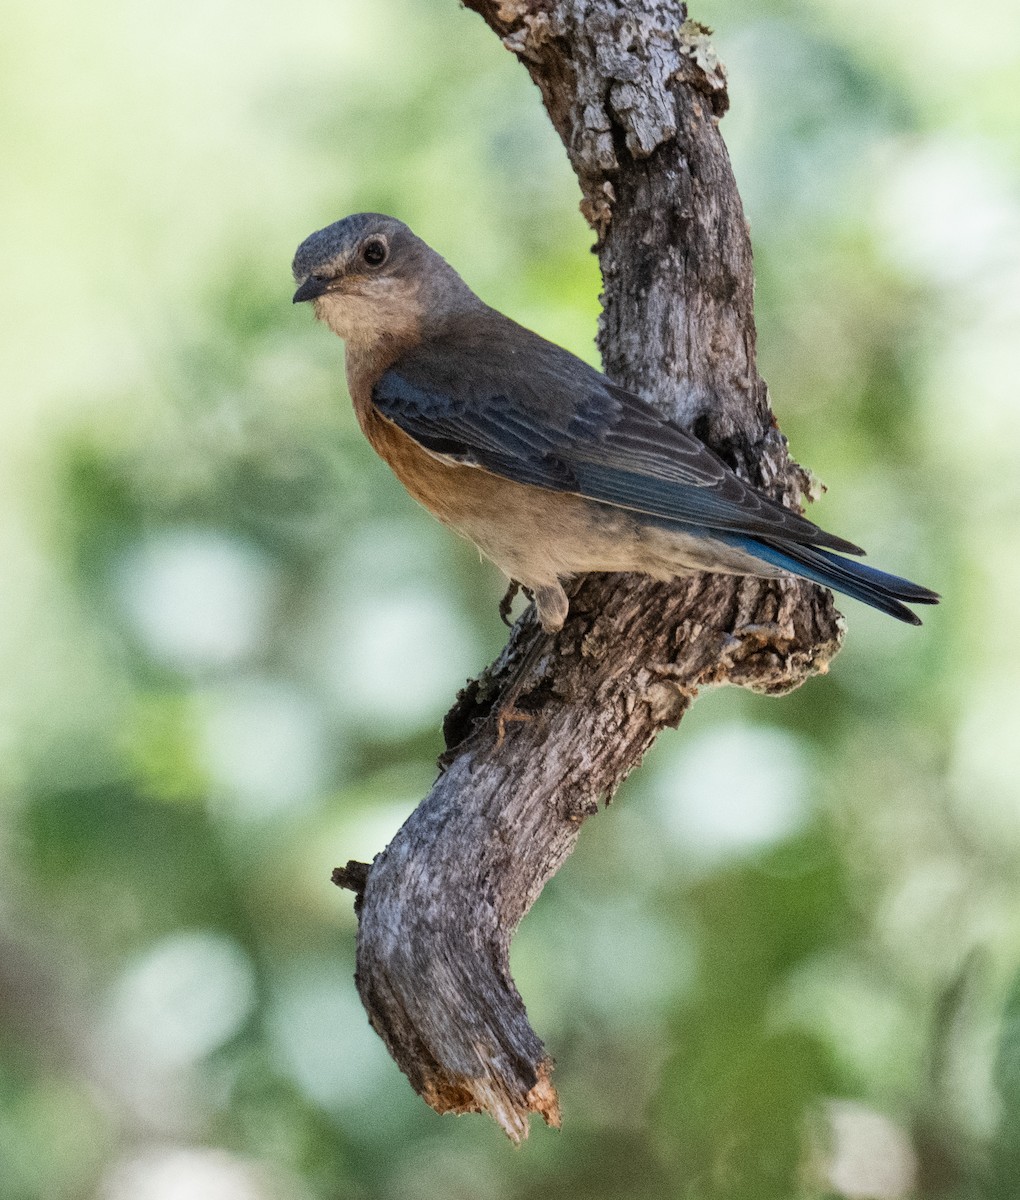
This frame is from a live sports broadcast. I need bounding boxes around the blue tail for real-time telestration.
[729,536,940,625]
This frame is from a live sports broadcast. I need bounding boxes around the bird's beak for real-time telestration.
[292,276,329,304]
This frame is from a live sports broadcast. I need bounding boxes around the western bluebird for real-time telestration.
[292,213,938,632]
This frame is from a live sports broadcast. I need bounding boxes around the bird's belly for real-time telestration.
[361,410,626,572]
[361,408,776,586]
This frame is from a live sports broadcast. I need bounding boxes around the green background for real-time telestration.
[2,0,1018,1196]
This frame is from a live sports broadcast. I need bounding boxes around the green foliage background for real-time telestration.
[2,0,1018,1196]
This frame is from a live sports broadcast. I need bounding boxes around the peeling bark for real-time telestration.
[334,0,844,1141]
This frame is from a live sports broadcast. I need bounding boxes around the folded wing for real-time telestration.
[371,316,863,555]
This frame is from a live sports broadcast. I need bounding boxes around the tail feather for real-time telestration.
[734,537,940,626]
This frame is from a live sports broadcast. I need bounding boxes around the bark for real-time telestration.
[333,0,844,1142]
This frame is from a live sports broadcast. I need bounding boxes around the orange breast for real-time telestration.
[357,402,512,528]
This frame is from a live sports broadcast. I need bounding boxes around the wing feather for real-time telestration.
[371,316,863,555]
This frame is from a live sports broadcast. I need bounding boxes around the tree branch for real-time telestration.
[335,0,844,1141]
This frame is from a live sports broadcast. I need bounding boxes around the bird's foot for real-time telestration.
[499,580,521,627]
[499,580,539,628]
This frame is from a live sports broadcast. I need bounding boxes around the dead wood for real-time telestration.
[335,0,843,1141]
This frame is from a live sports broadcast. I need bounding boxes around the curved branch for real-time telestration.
[336,0,843,1141]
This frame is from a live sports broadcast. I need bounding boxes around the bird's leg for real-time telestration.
[499,579,521,627]
[533,583,569,633]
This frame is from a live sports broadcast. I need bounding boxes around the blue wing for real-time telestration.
[371,313,864,555]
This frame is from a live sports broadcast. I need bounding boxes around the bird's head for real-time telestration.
[292,213,475,347]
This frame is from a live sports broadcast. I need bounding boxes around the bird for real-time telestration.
[292,213,939,633]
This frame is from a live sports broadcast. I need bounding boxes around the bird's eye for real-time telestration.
[362,238,388,267]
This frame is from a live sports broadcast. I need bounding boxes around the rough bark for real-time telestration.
[333,0,844,1141]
